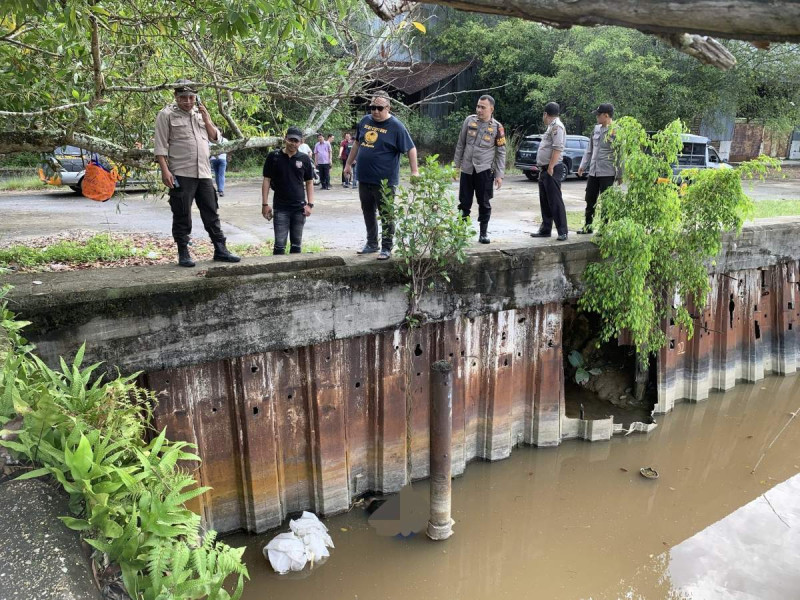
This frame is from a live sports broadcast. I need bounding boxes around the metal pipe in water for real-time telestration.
[427,360,454,541]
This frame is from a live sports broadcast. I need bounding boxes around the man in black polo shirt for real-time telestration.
[261,126,315,254]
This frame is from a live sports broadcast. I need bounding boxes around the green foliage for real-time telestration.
[427,12,800,136]
[0,176,45,191]
[566,350,602,385]
[384,156,472,325]
[578,117,779,358]
[0,286,248,600]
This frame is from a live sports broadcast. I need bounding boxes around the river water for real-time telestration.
[228,374,800,599]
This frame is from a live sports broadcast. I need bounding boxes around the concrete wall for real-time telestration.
[5,220,800,534]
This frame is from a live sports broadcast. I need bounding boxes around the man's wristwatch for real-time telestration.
[307,203,314,208]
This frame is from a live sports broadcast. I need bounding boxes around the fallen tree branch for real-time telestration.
[365,0,800,42]
[0,130,283,167]
[0,102,91,117]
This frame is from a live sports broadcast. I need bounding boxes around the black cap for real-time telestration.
[544,102,560,116]
[286,126,304,141]
[174,79,198,95]
[593,103,614,117]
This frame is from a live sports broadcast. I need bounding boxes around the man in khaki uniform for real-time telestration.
[452,94,506,244]
[154,80,239,267]
[530,101,569,241]
[577,103,622,234]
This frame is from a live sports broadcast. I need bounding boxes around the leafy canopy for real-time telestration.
[578,117,778,356]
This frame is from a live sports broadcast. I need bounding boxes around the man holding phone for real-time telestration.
[154,79,240,267]
[261,126,315,255]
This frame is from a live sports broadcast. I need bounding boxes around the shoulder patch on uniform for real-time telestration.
[495,125,506,146]
[468,121,478,128]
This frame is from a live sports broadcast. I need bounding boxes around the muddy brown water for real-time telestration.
[227,374,800,599]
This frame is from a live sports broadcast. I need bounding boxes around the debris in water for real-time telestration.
[619,468,628,473]
[640,467,659,479]
[263,511,334,574]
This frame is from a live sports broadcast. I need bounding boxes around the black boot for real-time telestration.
[177,244,195,268]
[478,222,490,244]
[212,240,241,263]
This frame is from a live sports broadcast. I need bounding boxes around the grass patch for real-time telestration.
[0,233,136,267]
[0,176,46,192]
[750,199,800,219]
[229,239,325,255]
[566,211,585,231]
[226,164,263,179]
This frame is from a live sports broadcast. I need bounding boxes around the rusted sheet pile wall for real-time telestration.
[144,305,564,534]
[657,261,799,413]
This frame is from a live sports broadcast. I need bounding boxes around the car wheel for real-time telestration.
[559,162,569,183]
[69,179,83,194]
[524,171,538,182]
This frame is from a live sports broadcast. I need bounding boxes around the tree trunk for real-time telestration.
[366,0,800,42]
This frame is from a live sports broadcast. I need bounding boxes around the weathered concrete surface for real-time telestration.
[0,479,100,600]
[5,220,800,377]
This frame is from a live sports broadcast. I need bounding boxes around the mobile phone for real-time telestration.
[196,95,202,107]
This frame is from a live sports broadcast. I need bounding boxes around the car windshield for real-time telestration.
[678,142,706,166]
[519,140,540,152]
[55,146,88,157]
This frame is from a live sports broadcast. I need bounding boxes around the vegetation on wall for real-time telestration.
[0,286,248,600]
[577,117,779,357]
[384,156,472,326]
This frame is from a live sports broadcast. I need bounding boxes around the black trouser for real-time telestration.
[168,176,225,246]
[359,183,395,251]
[537,164,568,236]
[273,208,306,254]
[584,175,615,227]
[318,163,331,189]
[458,169,493,223]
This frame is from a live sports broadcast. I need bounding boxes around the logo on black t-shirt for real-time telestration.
[295,160,303,168]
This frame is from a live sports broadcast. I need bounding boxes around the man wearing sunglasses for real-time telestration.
[344,91,418,260]
[452,94,507,244]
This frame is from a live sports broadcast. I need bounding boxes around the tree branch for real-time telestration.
[0,102,91,117]
[366,0,800,42]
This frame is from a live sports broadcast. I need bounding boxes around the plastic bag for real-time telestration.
[290,511,334,561]
[263,512,334,574]
[81,157,119,202]
[263,532,307,574]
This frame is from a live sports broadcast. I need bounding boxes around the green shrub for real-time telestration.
[0,286,248,600]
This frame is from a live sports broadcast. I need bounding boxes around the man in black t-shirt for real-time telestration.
[261,126,315,255]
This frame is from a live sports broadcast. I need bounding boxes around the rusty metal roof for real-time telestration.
[372,61,474,95]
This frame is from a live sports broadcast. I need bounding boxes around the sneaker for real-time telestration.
[376,250,391,260]
[556,233,568,241]
[357,245,379,254]
[218,190,225,197]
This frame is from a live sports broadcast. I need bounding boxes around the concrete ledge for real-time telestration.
[4,220,799,376]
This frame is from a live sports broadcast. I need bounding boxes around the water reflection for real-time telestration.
[229,375,800,600]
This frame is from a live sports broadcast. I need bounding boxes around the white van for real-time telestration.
[673,134,731,176]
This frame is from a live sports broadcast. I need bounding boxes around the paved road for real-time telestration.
[0,175,797,251]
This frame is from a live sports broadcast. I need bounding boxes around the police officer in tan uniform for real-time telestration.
[452,94,506,244]
[577,103,622,234]
[530,101,569,241]
[154,79,240,267]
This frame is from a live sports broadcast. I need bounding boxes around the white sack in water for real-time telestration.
[290,511,335,561]
[264,532,308,574]
[264,512,335,574]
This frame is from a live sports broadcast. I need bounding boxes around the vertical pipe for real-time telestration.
[427,360,454,540]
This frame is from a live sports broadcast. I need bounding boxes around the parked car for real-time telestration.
[673,134,731,176]
[515,134,590,182]
[38,146,146,193]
